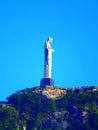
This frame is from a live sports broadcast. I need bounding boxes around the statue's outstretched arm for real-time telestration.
[51,49,55,52]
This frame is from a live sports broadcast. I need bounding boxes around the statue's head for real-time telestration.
[47,37,53,44]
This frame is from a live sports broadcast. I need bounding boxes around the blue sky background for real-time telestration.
[0,0,98,101]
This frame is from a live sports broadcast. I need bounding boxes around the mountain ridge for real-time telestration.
[0,86,98,130]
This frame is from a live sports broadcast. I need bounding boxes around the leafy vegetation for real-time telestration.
[0,87,98,129]
[0,106,19,130]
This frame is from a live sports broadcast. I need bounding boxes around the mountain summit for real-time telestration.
[0,86,98,130]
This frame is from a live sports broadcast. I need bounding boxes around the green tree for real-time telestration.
[50,100,57,112]
[0,106,19,130]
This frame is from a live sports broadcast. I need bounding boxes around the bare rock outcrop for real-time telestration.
[42,88,66,99]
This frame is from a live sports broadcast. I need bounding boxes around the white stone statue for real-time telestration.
[44,37,54,78]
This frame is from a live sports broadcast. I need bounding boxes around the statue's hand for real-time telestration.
[52,49,55,52]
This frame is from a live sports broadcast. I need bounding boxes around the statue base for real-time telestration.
[40,78,54,88]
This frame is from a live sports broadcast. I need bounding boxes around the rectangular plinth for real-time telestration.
[40,78,54,87]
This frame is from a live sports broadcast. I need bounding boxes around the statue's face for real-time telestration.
[48,37,53,43]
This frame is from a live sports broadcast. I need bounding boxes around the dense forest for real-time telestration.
[0,87,98,130]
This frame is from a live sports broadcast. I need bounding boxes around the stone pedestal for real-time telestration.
[40,78,54,87]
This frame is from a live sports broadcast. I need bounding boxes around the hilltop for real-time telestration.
[0,86,98,130]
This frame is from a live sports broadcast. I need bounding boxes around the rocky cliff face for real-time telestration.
[34,87,66,99]
[42,88,66,99]
[42,111,69,130]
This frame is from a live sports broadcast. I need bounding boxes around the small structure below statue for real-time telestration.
[40,37,55,88]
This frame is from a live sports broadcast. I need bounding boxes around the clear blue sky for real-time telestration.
[0,0,98,101]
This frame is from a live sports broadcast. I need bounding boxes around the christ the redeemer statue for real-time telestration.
[44,37,54,78]
[40,37,55,87]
